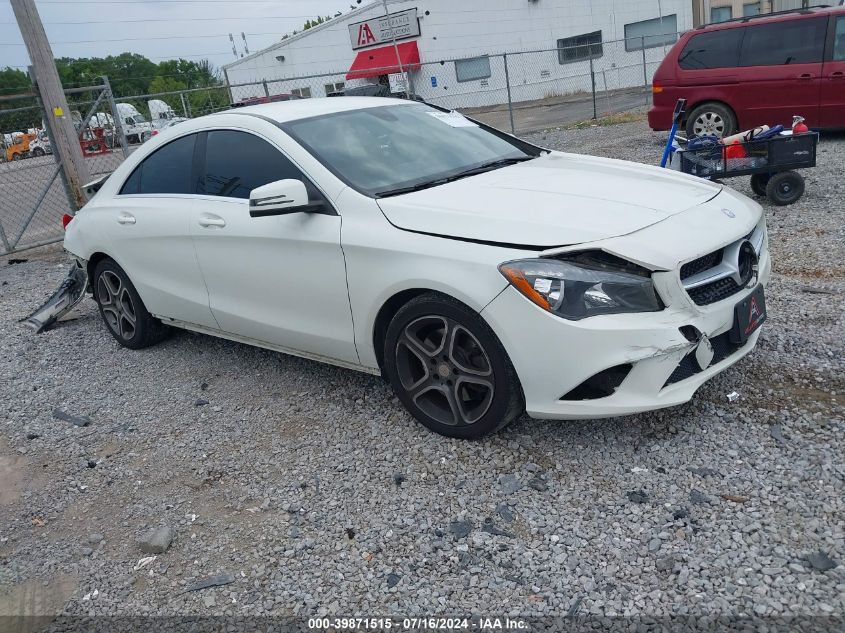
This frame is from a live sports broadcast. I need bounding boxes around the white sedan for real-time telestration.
[63,97,770,439]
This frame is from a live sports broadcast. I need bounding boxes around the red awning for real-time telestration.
[346,41,421,80]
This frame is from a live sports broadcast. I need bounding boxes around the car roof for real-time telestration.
[217,96,415,123]
[693,5,843,32]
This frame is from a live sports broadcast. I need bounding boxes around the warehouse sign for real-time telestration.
[349,8,420,50]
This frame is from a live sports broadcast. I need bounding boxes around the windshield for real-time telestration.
[285,103,537,197]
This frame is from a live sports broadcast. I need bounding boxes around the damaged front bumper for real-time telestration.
[481,255,770,420]
[21,258,88,333]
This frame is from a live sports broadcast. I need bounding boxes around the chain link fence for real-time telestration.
[0,34,677,256]
[218,33,678,133]
[0,80,126,256]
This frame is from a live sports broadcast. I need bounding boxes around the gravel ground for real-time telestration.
[0,120,843,628]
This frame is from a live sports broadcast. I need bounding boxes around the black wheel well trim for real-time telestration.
[684,100,739,129]
[86,252,112,296]
[372,288,431,372]
[371,287,507,373]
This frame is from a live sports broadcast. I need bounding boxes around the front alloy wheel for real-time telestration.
[384,293,524,439]
[395,315,495,427]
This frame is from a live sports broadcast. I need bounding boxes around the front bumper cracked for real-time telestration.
[481,252,771,420]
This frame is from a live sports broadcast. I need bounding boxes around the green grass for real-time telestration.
[566,111,646,130]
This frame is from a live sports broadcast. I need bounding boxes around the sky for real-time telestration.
[1,0,355,71]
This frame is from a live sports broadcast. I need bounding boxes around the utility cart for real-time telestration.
[662,99,818,206]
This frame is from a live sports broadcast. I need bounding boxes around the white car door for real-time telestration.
[106,132,218,329]
[189,128,358,365]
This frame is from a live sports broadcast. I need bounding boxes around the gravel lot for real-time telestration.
[1,120,843,628]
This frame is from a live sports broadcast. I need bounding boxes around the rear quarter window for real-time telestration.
[119,133,197,195]
[678,28,744,70]
[739,17,827,66]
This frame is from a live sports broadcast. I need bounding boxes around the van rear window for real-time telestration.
[678,29,744,70]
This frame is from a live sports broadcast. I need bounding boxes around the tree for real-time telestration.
[0,53,229,131]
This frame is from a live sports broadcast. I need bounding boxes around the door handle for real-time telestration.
[198,214,226,228]
[798,73,815,80]
[117,212,136,225]
[830,71,845,79]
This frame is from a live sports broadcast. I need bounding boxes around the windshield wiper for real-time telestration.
[376,156,536,198]
[449,156,536,179]
[375,177,455,198]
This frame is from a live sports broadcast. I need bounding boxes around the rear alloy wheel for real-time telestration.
[94,258,169,349]
[765,170,804,206]
[384,293,524,439]
[686,102,736,139]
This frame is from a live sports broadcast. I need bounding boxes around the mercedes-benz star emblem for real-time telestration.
[737,240,759,287]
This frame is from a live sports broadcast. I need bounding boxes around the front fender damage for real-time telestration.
[21,260,88,333]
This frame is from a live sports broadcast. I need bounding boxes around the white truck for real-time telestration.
[115,103,154,144]
[116,101,186,144]
[148,99,187,127]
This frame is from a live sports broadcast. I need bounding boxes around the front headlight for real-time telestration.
[498,251,663,320]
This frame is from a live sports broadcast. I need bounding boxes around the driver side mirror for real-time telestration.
[249,179,322,217]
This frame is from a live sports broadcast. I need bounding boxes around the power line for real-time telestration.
[4,51,233,67]
[0,14,340,25]
[0,31,294,45]
[35,0,346,3]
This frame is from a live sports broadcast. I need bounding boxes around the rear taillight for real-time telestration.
[151,130,159,136]
[62,213,74,229]
[652,83,664,94]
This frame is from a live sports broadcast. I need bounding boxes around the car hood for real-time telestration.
[376,152,722,247]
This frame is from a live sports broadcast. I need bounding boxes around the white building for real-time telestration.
[224,0,698,109]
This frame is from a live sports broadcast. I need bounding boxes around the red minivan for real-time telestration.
[649,6,845,137]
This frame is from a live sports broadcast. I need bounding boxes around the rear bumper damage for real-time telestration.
[21,258,88,333]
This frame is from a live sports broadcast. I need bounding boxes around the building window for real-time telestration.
[291,87,312,98]
[455,56,491,83]
[624,14,679,51]
[710,6,733,23]
[743,2,761,16]
[324,82,345,96]
[557,31,603,64]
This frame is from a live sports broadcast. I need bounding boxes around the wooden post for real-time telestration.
[11,0,90,209]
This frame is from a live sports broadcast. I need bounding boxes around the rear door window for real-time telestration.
[678,28,744,70]
[199,130,307,199]
[119,133,197,195]
[740,17,827,66]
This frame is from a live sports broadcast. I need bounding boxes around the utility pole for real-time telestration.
[12,0,90,209]
[382,0,409,96]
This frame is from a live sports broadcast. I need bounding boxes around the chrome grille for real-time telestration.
[681,249,724,281]
[681,221,765,307]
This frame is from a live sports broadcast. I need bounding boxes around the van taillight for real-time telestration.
[62,213,74,229]
[652,83,664,94]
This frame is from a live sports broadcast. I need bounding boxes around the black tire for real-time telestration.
[11,152,21,161]
[383,292,524,439]
[750,173,770,197]
[32,147,45,157]
[765,171,804,206]
[685,102,736,138]
[93,258,169,349]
